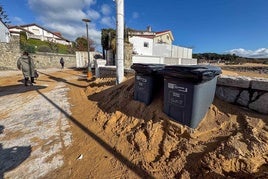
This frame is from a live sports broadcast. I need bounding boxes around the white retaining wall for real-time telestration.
[132,55,197,65]
[94,59,107,78]
[153,44,192,59]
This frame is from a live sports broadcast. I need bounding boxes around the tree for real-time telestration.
[0,4,10,24]
[75,36,95,51]
[19,31,36,53]
[101,28,116,59]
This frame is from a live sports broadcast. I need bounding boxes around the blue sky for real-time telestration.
[2,0,268,57]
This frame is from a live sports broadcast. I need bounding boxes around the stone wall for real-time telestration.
[32,52,76,69]
[99,66,117,78]
[0,36,76,70]
[124,42,133,69]
[0,36,21,70]
[216,75,268,114]
[98,66,134,78]
[96,66,268,115]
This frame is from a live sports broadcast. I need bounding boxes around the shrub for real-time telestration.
[20,43,36,53]
[37,45,52,52]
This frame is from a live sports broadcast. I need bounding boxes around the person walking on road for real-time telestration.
[17,51,36,86]
[60,57,64,69]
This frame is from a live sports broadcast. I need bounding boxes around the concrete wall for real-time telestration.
[94,59,106,78]
[153,44,192,59]
[164,57,197,65]
[216,75,268,114]
[76,51,102,68]
[132,55,163,64]
[132,55,197,65]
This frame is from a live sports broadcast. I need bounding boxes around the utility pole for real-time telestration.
[82,18,92,78]
[115,0,124,84]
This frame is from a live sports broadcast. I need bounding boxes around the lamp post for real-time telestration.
[115,0,124,84]
[82,18,92,78]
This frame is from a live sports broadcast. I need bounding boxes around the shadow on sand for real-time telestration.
[0,84,47,97]
[35,86,154,178]
[38,71,88,88]
[0,125,32,178]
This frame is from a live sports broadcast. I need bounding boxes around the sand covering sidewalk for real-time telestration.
[0,69,267,178]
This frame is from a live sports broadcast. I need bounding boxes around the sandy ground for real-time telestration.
[0,67,267,178]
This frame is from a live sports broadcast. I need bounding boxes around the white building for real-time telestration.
[0,19,10,43]
[9,23,71,46]
[130,35,154,56]
[128,27,192,58]
[128,27,196,65]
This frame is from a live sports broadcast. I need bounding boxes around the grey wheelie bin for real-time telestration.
[131,63,165,105]
[162,65,222,128]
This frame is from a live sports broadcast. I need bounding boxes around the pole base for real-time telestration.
[87,71,93,79]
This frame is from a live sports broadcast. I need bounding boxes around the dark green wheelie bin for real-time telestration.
[162,65,222,128]
[131,63,165,105]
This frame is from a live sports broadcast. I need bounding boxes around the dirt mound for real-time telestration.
[85,77,268,178]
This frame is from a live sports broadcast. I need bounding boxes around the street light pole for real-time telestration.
[82,18,92,78]
[115,0,124,84]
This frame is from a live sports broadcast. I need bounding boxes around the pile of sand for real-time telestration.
[84,77,268,178]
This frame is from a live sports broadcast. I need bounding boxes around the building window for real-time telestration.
[167,35,169,40]
[144,42,149,47]
[32,28,40,34]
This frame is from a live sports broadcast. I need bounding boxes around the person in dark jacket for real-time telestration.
[17,51,36,86]
[60,57,64,69]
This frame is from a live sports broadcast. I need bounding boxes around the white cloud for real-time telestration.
[87,9,100,20]
[27,0,104,50]
[100,16,115,27]
[101,4,111,15]
[13,17,25,24]
[132,12,139,19]
[226,48,268,58]
[40,9,86,22]
[28,0,96,10]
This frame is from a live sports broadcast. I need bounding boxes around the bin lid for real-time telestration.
[131,63,165,74]
[162,65,222,82]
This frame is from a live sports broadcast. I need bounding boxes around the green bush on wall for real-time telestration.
[20,43,36,53]
[37,45,52,52]
[19,31,75,54]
